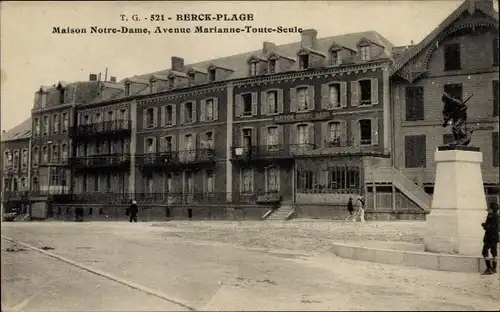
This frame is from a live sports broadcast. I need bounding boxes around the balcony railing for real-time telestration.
[70,120,131,138]
[231,143,316,161]
[178,149,215,164]
[2,190,30,201]
[69,154,131,169]
[136,149,215,168]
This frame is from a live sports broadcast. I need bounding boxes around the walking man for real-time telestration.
[129,200,138,223]
[481,202,499,275]
[346,197,354,221]
[354,195,366,223]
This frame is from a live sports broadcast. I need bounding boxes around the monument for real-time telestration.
[424,92,488,256]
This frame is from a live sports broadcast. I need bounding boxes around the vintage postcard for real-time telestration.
[1,0,499,311]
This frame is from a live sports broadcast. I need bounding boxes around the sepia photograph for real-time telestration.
[1,0,499,311]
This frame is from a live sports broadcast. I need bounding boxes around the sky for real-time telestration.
[0,0,484,132]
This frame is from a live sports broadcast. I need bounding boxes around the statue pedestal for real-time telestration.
[424,146,488,256]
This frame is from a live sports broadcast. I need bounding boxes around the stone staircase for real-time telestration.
[265,204,295,221]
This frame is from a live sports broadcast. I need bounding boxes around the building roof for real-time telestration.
[391,0,499,75]
[1,117,32,142]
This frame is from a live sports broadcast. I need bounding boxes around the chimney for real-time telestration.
[171,57,184,71]
[89,74,97,81]
[410,40,414,45]
[472,0,494,12]
[300,29,318,49]
[263,42,276,54]
[110,76,117,83]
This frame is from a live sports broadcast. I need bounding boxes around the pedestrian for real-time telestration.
[481,202,499,275]
[354,195,366,223]
[346,197,354,221]
[129,200,138,223]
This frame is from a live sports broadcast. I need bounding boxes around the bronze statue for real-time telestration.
[441,92,474,147]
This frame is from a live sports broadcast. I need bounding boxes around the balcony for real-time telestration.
[231,144,316,162]
[69,154,131,171]
[69,120,131,140]
[2,190,30,201]
[178,149,215,164]
[136,149,215,170]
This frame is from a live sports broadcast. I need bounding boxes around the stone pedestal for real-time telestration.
[424,146,487,256]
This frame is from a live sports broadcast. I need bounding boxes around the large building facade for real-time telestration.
[1,0,498,221]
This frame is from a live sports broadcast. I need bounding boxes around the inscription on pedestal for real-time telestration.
[437,145,480,152]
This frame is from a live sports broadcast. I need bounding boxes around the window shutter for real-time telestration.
[200,100,206,122]
[251,127,257,146]
[260,127,267,146]
[192,101,197,123]
[371,118,379,146]
[308,86,315,110]
[251,92,258,116]
[172,105,177,126]
[321,84,329,109]
[193,133,197,150]
[238,129,244,147]
[321,122,328,147]
[153,108,158,128]
[493,80,498,117]
[251,168,255,193]
[339,120,348,143]
[405,136,415,168]
[341,82,348,108]
[276,167,281,191]
[351,81,359,107]
[308,124,315,146]
[371,78,379,105]
[351,120,359,147]
[235,94,242,117]
[160,106,166,127]
[261,91,268,115]
[290,88,297,112]
[278,125,284,145]
[493,132,499,167]
[172,136,177,152]
[143,139,148,154]
[405,87,415,120]
[152,137,157,152]
[159,137,165,152]
[178,133,185,151]
[264,168,268,192]
[142,109,147,129]
[290,124,297,145]
[180,103,185,124]
[214,97,219,120]
[277,89,284,113]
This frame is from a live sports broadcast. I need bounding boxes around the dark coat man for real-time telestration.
[481,202,499,275]
[129,200,138,223]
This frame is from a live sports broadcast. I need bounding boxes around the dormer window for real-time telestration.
[188,72,195,85]
[41,93,47,108]
[150,80,157,93]
[208,69,216,82]
[330,50,339,65]
[59,88,65,104]
[359,46,370,61]
[249,62,257,76]
[269,59,277,74]
[168,77,175,89]
[299,54,309,69]
[124,82,131,96]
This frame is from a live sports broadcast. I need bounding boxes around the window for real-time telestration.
[330,50,339,65]
[52,145,59,163]
[241,93,253,116]
[4,179,10,191]
[241,168,253,193]
[146,138,155,153]
[297,171,314,191]
[267,127,278,147]
[205,99,214,121]
[184,172,194,193]
[53,114,60,134]
[297,124,309,145]
[494,37,499,66]
[185,134,193,150]
[185,102,194,123]
[41,93,47,108]
[62,144,68,161]
[119,109,127,121]
[205,169,214,193]
[20,178,26,190]
[59,88,65,104]
[249,62,257,76]
[299,54,309,69]
[359,80,372,105]
[34,118,41,136]
[94,175,99,192]
[163,136,173,152]
[493,80,499,117]
[12,178,18,191]
[267,91,278,114]
[188,72,195,85]
[62,113,69,133]
[202,132,214,149]
[125,82,131,96]
[83,115,90,125]
[493,132,499,167]
[13,151,19,169]
[405,135,426,168]
[328,122,341,145]
[33,147,40,166]
[359,119,372,145]
[145,108,154,128]
[328,84,340,109]
[242,128,253,148]
[168,77,175,89]
[267,167,279,192]
[21,149,28,168]
[443,83,463,101]
[95,113,102,124]
[269,59,277,73]
[164,105,173,125]
[359,46,370,61]
[297,87,309,111]
[150,80,157,93]
[164,173,173,193]
[105,175,111,192]
[32,177,39,190]
[43,116,49,135]
[444,43,461,71]
[405,86,424,121]
[51,167,59,186]
[208,69,216,82]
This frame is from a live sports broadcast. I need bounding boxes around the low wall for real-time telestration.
[294,204,427,221]
[51,204,272,221]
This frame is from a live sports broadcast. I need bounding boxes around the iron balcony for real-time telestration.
[68,154,131,170]
[230,143,316,161]
[135,149,216,168]
[69,120,132,139]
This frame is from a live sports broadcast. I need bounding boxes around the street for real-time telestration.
[1,221,499,311]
